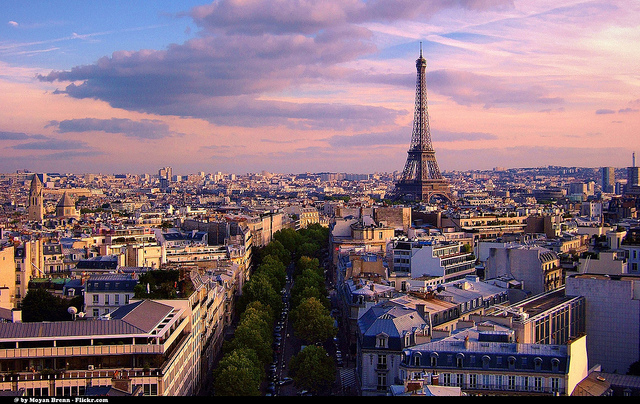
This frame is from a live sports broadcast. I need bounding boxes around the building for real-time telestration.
[356,305,430,395]
[392,239,476,284]
[398,330,588,396]
[482,286,586,345]
[484,245,563,296]
[27,174,44,222]
[602,167,615,194]
[84,274,138,318]
[621,228,640,273]
[565,274,640,374]
[55,192,79,220]
[0,267,228,396]
[330,215,395,266]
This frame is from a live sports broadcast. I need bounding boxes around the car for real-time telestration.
[278,377,294,386]
[275,325,282,333]
[267,382,276,394]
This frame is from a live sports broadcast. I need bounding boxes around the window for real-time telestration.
[376,335,388,348]
[93,295,99,304]
[441,373,451,386]
[430,353,438,367]
[522,376,529,391]
[105,295,110,305]
[115,294,120,304]
[534,377,543,392]
[455,373,464,387]
[456,353,464,368]
[125,294,130,304]
[377,373,387,391]
[413,354,421,367]
[482,374,491,388]
[93,309,99,317]
[377,354,387,370]
[507,375,516,390]
[469,374,478,389]
[482,355,491,369]
[551,377,560,394]
[534,357,543,371]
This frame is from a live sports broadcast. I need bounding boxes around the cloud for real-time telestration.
[8,21,18,27]
[595,109,616,114]
[427,69,563,108]
[0,131,47,140]
[618,108,638,114]
[49,118,179,139]
[325,129,496,147]
[36,0,517,130]
[11,139,88,150]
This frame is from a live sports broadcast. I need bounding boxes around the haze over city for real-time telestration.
[1,0,639,175]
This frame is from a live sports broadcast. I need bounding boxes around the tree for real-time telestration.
[257,254,287,291]
[21,288,72,322]
[289,345,336,394]
[227,320,273,365]
[257,239,290,266]
[213,348,262,396]
[238,272,281,315]
[291,297,336,345]
[273,228,303,256]
[628,361,640,376]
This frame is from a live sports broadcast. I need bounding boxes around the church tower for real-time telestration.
[27,174,44,222]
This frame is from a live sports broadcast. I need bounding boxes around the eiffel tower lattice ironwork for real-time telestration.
[394,44,452,203]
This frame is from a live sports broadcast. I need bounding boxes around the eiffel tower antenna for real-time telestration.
[394,44,452,203]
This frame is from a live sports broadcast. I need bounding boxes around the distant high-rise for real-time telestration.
[394,44,452,203]
[601,166,615,193]
[27,173,44,222]
[627,152,640,187]
[625,152,640,195]
[159,166,172,182]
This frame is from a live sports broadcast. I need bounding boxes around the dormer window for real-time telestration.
[534,357,543,371]
[551,358,560,372]
[482,355,491,369]
[376,334,388,348]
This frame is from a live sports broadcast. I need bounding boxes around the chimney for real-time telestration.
[111,371,132,394]
[416,304,425,319]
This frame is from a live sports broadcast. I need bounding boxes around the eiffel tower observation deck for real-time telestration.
[394,44,453,203]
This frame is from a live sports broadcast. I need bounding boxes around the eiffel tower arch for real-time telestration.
[394,45,453,204]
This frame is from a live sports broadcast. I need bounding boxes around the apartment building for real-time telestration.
[565,273,640,374]
[392,239,476,283]
[0,267,227,396]
[84,274,138,318]
[398,330,588,396]
[484,245,563,295]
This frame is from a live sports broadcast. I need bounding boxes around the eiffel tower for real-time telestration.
[394,44,452,203]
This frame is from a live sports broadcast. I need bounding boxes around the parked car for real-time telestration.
[278,377,294,386]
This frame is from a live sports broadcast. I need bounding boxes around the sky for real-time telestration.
[1,0,639,176]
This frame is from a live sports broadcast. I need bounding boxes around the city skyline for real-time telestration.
[1,1,639,175]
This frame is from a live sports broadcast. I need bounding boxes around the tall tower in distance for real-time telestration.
[27,173,44,222]
[601,166,615,193]
[627,152,640,191]
[394,44,452,203]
